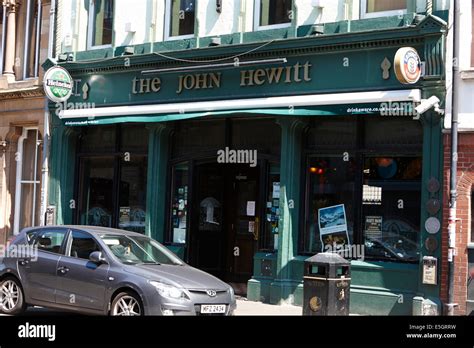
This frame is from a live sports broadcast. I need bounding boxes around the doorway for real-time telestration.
[189,162,259,285]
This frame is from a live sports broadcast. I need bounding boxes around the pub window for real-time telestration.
[22,0,42,79]
[165,0,195,40]
[13,128,42,235]
[361,0,407,18]
[87,0,114,48]
[77,124,148,234]
[302,117,423,263]
[255,0,292,30]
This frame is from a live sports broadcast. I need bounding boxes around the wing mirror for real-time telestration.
[89,251,107,264]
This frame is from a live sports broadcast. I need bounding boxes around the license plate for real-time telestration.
[200,304,226,314]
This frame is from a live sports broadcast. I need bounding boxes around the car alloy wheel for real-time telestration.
[111,293,142,316]
[0,278,25,314]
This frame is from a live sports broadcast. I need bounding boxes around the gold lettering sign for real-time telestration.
[131,61,312,95]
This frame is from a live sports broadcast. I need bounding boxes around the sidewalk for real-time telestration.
[234,298,302,316]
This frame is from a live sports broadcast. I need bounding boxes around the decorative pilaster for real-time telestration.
[269,117,307,304]
[3,0,19,81]
[145,123,170,242]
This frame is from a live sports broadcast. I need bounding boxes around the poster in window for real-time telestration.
[318,204,350,251]
[364,216,383,240]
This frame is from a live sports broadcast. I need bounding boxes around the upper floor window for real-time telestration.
[88,0,114,49]
[165,0,196,40]
[361,0,407,18]
[255,0,292,30]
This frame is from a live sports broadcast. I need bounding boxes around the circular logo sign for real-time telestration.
[425,217,441,235]
[394,47,422,84]
[43,66,73,103]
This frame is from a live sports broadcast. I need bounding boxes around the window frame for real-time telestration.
[87,0,115,50]
[13,127,41,236]
[300,118,424,263]
[164,0,196,41]
[254,0,293,31]
[360,0,407,19]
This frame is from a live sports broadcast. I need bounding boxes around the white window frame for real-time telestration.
[164,0,196,41]
[87,0,114,50]
[360,0,407,19]
[13,127,41,235]
[254,0,292,31]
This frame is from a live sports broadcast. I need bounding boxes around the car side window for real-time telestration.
[33,229,67,254]
[68,230,101,260]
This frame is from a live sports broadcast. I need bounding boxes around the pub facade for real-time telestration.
[45,8,449,315]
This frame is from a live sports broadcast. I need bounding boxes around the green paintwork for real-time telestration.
[46,11,449,315]
[145,124,170,242]
[63,104,405,127]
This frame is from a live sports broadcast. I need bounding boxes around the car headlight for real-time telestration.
[228,286,235,299]
[149,280,189,300]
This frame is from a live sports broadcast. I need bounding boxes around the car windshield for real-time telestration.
[100,234,183,266]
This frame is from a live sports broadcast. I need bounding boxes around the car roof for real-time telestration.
[22,225,148,238]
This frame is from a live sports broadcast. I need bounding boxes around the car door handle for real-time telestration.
[57,266,70,274]
[19,259,29,266]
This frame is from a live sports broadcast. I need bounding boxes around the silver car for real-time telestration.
[0,226,236,316]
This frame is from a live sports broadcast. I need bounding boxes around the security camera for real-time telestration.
[415,96,441,115]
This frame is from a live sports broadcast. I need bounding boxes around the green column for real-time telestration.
[269,117,307,304]
[48,120,77,225]
[145,123,170,242]
[414,108,443,314]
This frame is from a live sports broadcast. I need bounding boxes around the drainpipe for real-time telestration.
[40,0,56,226]
[447,0,458,316]
[426,0,433,15]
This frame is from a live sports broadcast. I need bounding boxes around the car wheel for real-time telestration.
[110,291,143,316]
[0,277,26,315]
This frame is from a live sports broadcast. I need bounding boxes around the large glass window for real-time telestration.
[77,125,148,233]
[362,157,422,262]
[256,0,292,29]
[166,0,195,39]
[303,117,423,263]
[362,0,406,18]
[14,128,42,235]
[305,156,356,253]
[88,0,114,48]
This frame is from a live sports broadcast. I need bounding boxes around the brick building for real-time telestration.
[442,0,474,315]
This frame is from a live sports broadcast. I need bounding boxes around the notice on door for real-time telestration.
[246,201,256,216]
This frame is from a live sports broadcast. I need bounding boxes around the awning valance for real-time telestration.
[60,89,421,126]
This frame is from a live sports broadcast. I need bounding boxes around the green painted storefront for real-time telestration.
[45,11,448,315]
